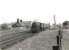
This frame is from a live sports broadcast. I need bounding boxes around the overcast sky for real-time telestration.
[0,0,69,24]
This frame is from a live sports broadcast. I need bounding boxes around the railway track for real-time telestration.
[0,30,33,49]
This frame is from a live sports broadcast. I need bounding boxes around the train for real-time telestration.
[31,22,48,33]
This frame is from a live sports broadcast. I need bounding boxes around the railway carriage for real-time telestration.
[31,22,41,33]
[31,22,47,33]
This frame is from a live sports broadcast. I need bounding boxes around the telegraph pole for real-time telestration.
[53,15,56,29]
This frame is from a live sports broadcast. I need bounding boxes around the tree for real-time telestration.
[63,21,69,26]
[63,21,69,29]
